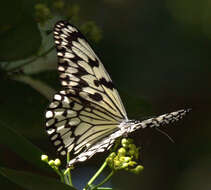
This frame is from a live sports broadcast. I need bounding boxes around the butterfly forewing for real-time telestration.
[54,21,127,120]
[45,21,127,158]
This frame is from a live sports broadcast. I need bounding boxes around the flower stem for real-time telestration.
[66,153,73,187]
[85,161,108,189]
[54,168,64,183]
[91,171,114,190]
[8,46,54,72]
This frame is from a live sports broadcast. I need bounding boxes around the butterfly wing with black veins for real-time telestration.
[45,20,191,166]
[45,21,128,161]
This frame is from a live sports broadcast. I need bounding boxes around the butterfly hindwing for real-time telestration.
[46,88,121,157]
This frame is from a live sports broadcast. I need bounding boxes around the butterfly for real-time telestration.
[45,20,190,167]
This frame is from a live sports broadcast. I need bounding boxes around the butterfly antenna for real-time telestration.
[155,127,175,143]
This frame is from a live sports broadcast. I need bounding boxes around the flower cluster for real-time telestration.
[80,21,102,43]
[53,0,65,10]
[106,138,144,174]
[34,4,52,24]
[41,155,61,171]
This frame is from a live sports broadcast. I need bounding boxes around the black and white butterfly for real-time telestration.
[45,21,190,167]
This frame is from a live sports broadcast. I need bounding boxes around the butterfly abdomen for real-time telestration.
[128,109,191,133]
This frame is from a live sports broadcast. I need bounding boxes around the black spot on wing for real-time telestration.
[73,66,89,77]
[89,92,103,101]
[93,78,114,90]
[57,46,67,54]
[63,110,68,117]
[70,101,75,108]
[66,32,79,45]
[94,78,114,90]
[94,80,100,87]
[89,59,99,67]
[99,78,114,89]
[76,79,89,88]
[58,59,69,68]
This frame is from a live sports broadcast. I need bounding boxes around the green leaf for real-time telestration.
[0,1,41,61]
[0,123,50,172]
[0,16,41,61]
[0,167,76,190]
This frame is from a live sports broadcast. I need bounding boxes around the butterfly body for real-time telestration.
[45,21,190,167]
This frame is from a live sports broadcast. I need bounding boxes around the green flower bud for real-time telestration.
[107,138,143,173]
[123,157,131,162]
[121,162,129,168]
[54,158,61,166]
[129,149,135,156]
[128,161,137,167]
[121,138,128,147]
[119,156,124,162]
[48,160,55,166]
[109,152,116,158]
[106,157,113,164]
[119,156,131,163]
[128,144,136,150]
[114,160,121,167]
[131,165,144,174]
[118,147,126,156]
[41,155,48,162]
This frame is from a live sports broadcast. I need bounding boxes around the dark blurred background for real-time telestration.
[0,0,210,190]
